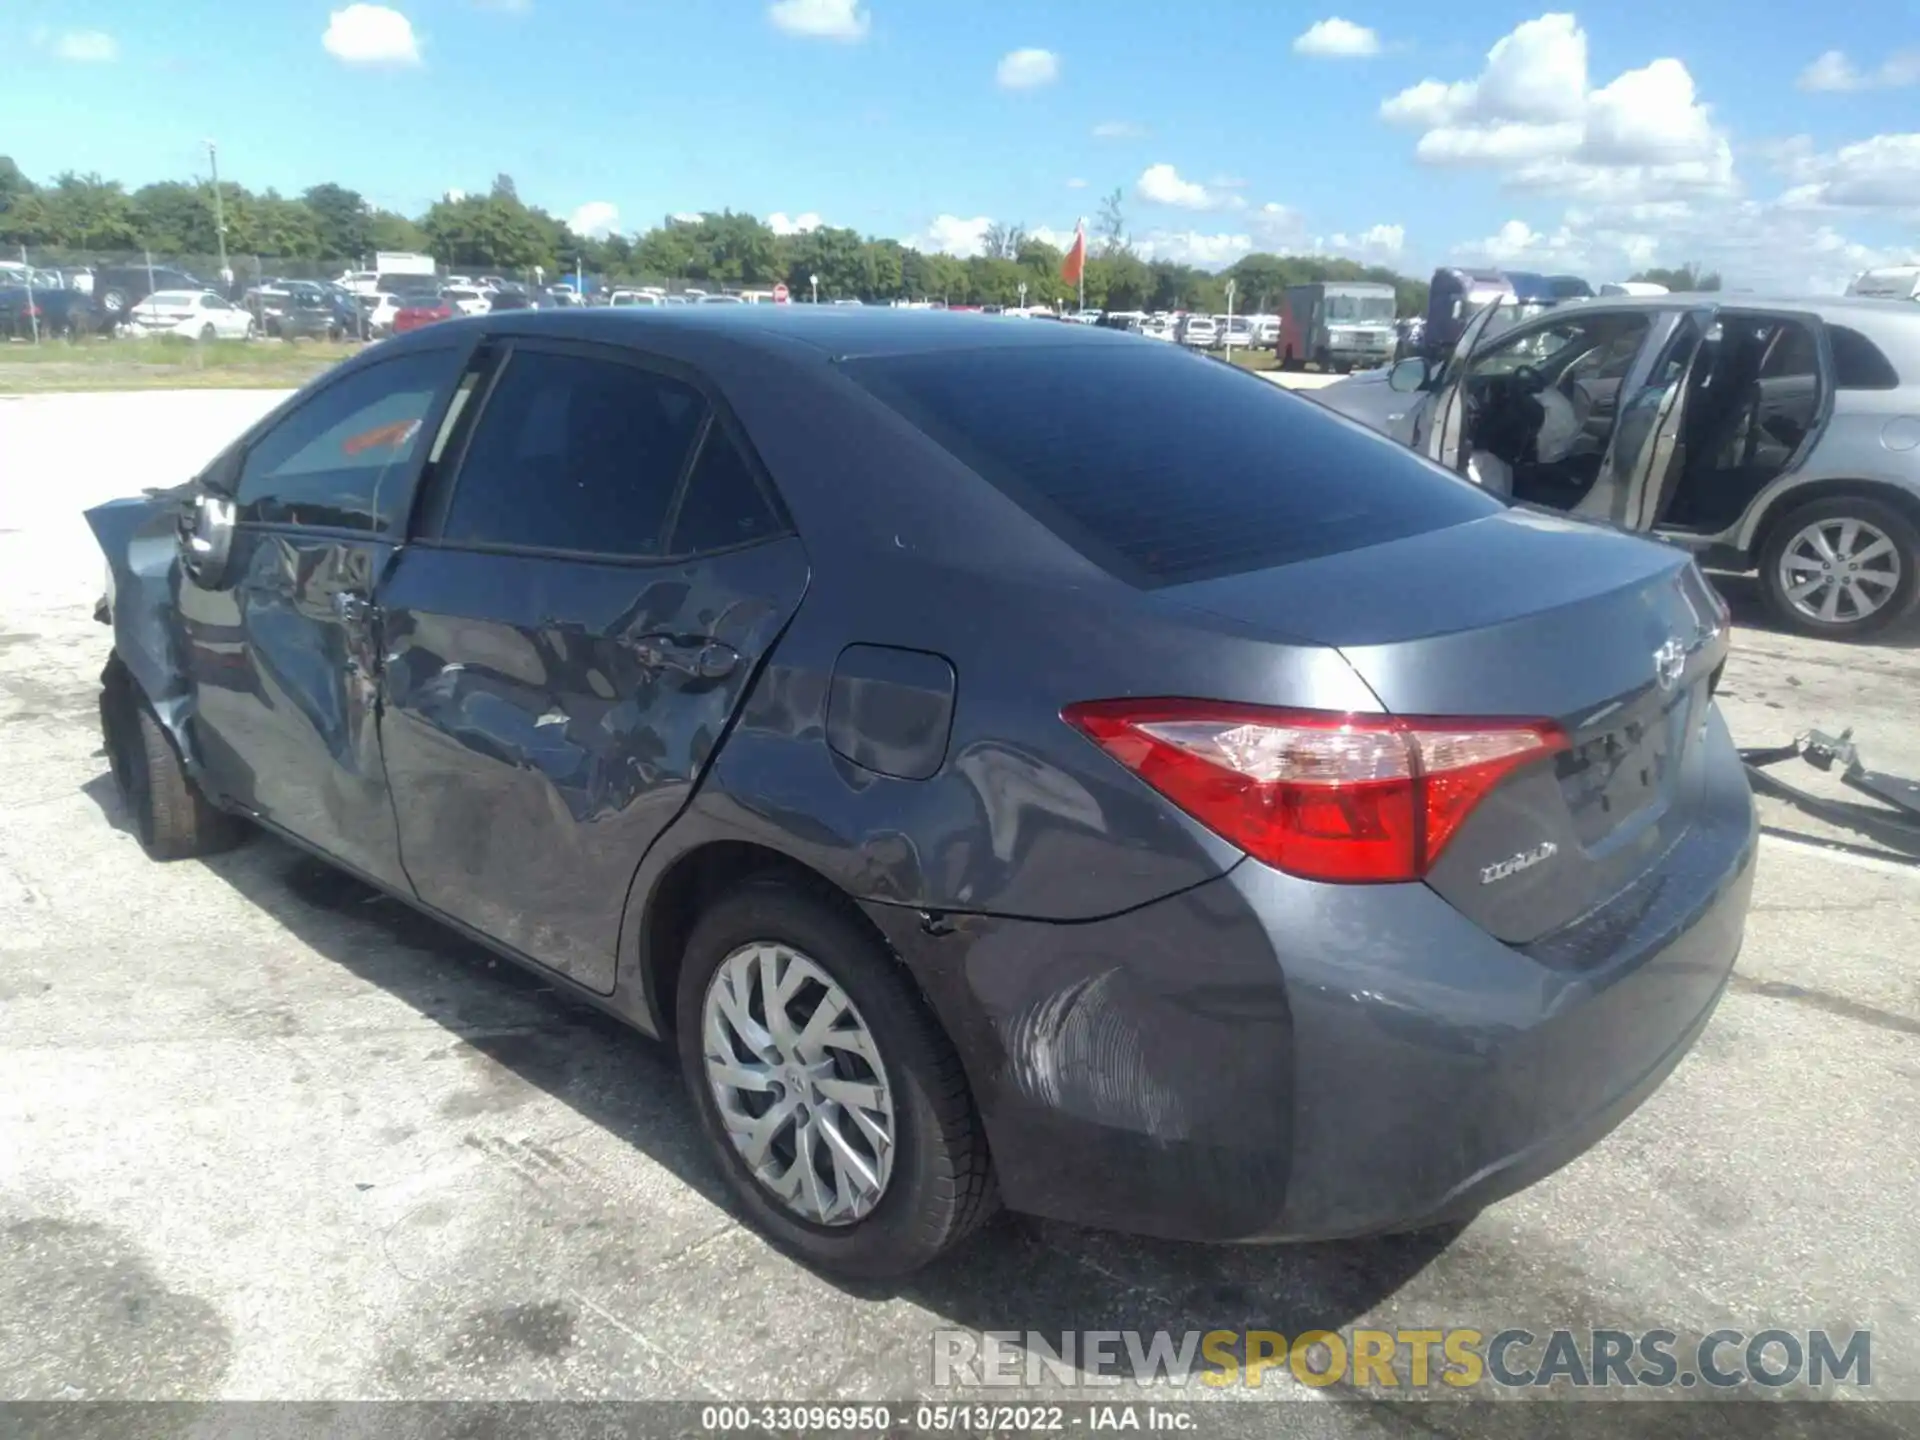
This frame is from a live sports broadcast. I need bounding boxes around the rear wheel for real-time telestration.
[199,322,216,341]
[1759,495,1920,640]
[676,878,996,1278]
[101,679,245,860]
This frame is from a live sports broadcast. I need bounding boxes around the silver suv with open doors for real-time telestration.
[1326,294,1920,639]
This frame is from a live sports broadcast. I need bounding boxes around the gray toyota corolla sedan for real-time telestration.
[89,308,1755,1278]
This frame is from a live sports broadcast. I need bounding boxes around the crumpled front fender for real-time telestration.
[86,491,204,778]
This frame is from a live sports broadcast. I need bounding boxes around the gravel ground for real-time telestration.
[1,389,1916,1433]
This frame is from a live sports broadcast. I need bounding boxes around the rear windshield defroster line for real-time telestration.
[841,344,1499,588]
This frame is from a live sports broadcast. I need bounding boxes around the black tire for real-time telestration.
[675,877,997,1279]
[1280,347,1298,371]
[101,679,244,861]
[199,322,216,341]
[1757,494,1920,640]
[99,287,127,316]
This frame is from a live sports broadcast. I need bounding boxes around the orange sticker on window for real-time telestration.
[342,417,421,457]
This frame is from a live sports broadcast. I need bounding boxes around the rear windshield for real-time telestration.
[842,344,1499,586]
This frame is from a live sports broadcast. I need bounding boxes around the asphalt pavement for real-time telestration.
[1,388,1916,1431]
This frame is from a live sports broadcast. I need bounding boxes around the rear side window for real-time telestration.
[237,347,463,532]
[844,345,1500,586]
[441,349,706,557]
[1829,325,1900,390]
[669,427,784,555]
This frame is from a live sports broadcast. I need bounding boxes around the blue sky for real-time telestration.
[2,1,1915,289]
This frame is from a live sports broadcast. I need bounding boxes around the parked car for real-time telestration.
[276,292,356,342]
[249,280,357,338]
[391,295,455,334]
[122,290,255,340]
[1249,314,1280,347]
[90,266,207,329]
[1214,315,1254,349]
[1315,293,1920,638]
[1178,314,1218,348]
[87,308,1755,1278]
[484,289,534,312]
[0,284,96,340]
[441,286,491,317]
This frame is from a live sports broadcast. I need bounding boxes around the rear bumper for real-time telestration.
[866,722,1756,1243]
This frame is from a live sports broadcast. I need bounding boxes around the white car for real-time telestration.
[124,290,254,340]
[364,293,403,337]
[336,270,381,297]
[441,286,491,317]
[609,290,665,307]
[1178,314,1219,348]
[1250,314,1280,346]
[1214,315,1254,348]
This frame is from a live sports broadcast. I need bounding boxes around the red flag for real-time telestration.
[1060,222,1086,285]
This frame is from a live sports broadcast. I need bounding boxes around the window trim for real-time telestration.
[229,339,478,539]
[409,335,794,565]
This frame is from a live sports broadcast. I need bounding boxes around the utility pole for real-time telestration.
[206,140,231,291]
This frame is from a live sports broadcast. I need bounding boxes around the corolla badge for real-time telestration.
[1480,841,1558,886]
[1654,637,1687,692]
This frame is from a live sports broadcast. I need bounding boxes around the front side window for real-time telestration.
[439,349,707,558]
[236,348,465,532]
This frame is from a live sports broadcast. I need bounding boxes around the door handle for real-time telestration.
[331,590,373,624]
[626,634,740,680]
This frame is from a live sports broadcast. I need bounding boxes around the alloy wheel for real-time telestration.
[700,941,896,1226]
[1777,517,1902,626]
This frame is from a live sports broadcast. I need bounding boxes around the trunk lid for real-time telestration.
[1163,509,1731,942]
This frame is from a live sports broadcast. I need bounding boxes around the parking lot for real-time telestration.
[2,388,1918,1427]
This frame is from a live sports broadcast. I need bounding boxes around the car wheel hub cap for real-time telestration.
[701,942,895,1226]
[1779,518,1901,624]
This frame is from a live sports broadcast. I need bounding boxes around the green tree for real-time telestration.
[367,209,428,253]
[633,217,697,280]
[302,183,370,259]
[863,237,905,300]
[981,221,1025,260]
[34,172,140,250]
[1095,186,1129,257]
[784,225,864,297]
[0,156,33,215]
[421,192,557,270]
[132,181,218,253]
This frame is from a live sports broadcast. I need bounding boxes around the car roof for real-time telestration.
[422,304,1151,361]
[1552,292,1920,319]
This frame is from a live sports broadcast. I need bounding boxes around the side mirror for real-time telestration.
[1388,357,1430,393]
[180,492,237,587]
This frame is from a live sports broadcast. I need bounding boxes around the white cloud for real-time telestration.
[1293,18,1379,58]
[1450,197,1912,296]
[917,214,995,258]
[1316,225,1408,262]
[1772,132,1920,210]
[1380,14,1732,206]
[323,4,422,65]
[997,48,1059,89]
[569,201,620,238]
[768,211,825,235]
[767,0,869,42]
[1798,49,1920,93]
[1134,230,1257,267]
[51,29,118,62]
[1065,177,1088,189]
[1137,163,1231,210]
[1092,120,1145,139]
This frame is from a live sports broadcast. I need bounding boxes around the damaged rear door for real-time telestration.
[376,339,807,993]
[186,344,472,891]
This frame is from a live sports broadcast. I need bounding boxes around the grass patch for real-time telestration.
[1227,348,1281,373]
[0,335,361,393]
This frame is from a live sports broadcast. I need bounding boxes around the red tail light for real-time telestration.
[1063,699,1567,884]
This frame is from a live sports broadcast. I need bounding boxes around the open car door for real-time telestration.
[1574,304,1716,532]
[1418,297,1514,471]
